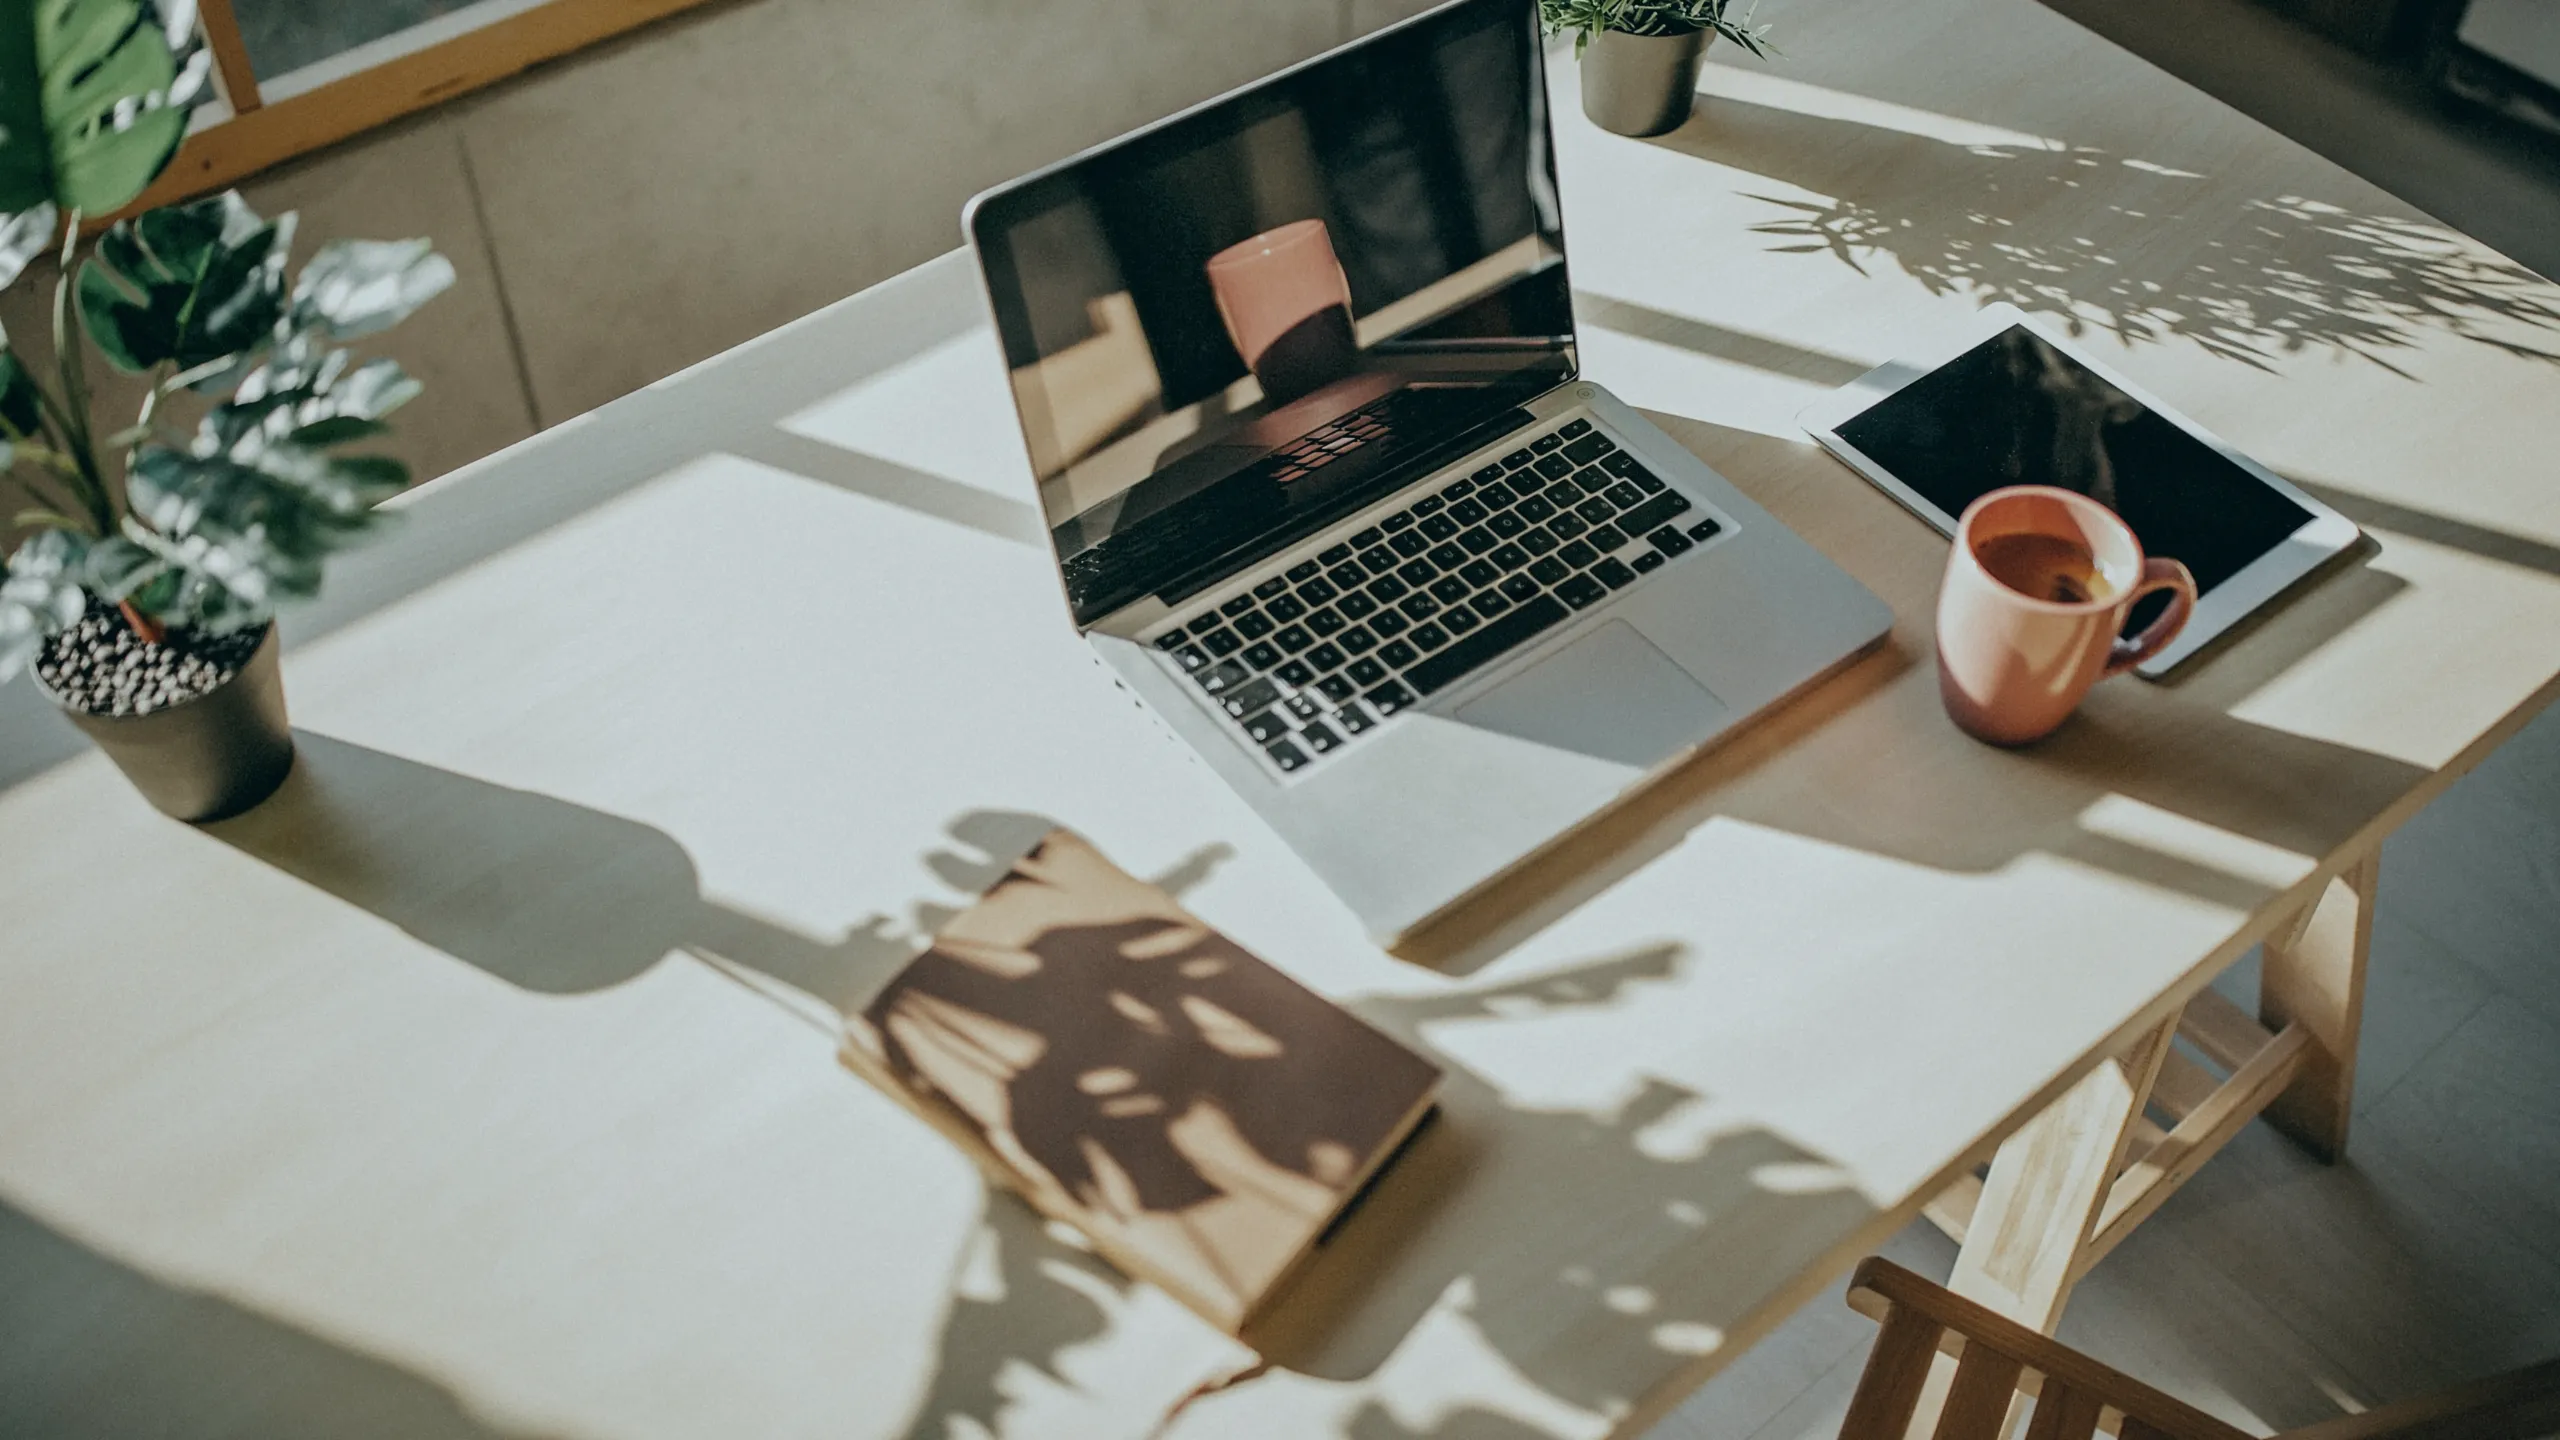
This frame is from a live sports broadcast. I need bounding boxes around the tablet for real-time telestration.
[1798,305,2360,677]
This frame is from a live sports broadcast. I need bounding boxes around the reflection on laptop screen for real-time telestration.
[971,0,1573,626]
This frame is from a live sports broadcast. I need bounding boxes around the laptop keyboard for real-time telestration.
[1148,417,1729,777]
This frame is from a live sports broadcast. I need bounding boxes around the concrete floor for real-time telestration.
[3,0,2556,1434]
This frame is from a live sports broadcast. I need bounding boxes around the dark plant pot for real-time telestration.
[41,623,296,822]
[1581,27,1712,138]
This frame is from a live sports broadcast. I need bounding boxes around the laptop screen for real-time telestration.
[970,0,1574,626]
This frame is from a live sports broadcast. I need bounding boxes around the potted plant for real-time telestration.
[1541,0,1773,138]
[0,0,452,821]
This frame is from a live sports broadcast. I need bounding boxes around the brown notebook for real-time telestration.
[841,828,1441,1332]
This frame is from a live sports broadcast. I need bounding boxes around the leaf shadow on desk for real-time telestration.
[203,736,1881,1440]
[1658,89,2560,375]
[0,1196,534,1439]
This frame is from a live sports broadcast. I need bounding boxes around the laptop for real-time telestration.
[965,0,1891,949]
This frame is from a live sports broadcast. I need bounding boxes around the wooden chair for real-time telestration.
[1839,1257,2560,1440]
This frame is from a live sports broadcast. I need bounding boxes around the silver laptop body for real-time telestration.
[967,0,1890,949]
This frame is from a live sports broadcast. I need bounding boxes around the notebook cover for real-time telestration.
[841,828,1441,1332]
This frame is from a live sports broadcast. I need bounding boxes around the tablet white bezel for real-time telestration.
[1796,304,2361,678]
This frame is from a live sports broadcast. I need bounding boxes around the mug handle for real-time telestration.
[2103,558,2199,677]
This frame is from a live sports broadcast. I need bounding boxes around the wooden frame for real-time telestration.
[131,0,731,213]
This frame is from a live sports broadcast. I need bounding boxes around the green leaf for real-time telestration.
[289,237,454,340]
[0,524,90,678]
[0,0,206,223]
[77,190,291,374]
[0,348,43,439]
[0,201,55,289]
[284,414,387,448]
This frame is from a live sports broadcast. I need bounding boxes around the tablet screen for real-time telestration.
[1836,325,2311,595]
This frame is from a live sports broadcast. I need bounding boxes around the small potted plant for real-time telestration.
[0,0,452,821]
[1541,0,1773,139]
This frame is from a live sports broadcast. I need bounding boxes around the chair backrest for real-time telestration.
[1838,1257,2257,1440]
[1839,1258,2560,1440]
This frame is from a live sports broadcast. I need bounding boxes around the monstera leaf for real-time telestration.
[0,526,92,677]
[0,0,210,286]
[77,190,292,375]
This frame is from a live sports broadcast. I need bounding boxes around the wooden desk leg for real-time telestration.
[2258,851,2379,1163]
[1906,1019,2177,1434]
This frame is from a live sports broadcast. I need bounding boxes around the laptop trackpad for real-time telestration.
[1455,621,1730,769]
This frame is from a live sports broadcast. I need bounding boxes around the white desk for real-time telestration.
[5,1,2558,1436]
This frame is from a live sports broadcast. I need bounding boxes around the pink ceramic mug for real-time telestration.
[1205,219,1358,405]
[1935,485,2197,745]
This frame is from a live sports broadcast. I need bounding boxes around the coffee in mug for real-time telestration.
[1936,485,2197,745]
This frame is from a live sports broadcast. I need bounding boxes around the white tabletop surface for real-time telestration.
[5,2,2559,1437]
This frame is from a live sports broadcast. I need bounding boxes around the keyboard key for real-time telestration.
[1222,677,1280,716]
[1328,563,1366,591]
[1274,625,1314,653]
[1351,527,1384,548]
[1318,543,1354,565]
[1562,432,1614,465]
[1299,578,1338,604]
[1230,591,1266,613]
[1459,527,1499,556]
[1573,464,1612,490]
[1317,674,1356,702]
[1479,482,1518,509]
[1623,462,1666,494]
[1286,693,1323,721]
[1588,525,1628,553]
[1201,627,1243,656]
[1516,495,1555,523]
[1529,557,1571,586]
[1307,642,1346,671]
[1397,557,1437,586]
[1338,591,1378,621]
[1287,559,1322,583]
[1604,480,1647,509]
[1153,629,1187,650]
[1531,432,1565,454]
[1459,558,1500,589]
[1276,659,1315,686]
[1267,593,1307,622]
[1490,511,1528,538]
[1337,702,1376,734]
[1414,495,1445,517]
[1558,540,1599,568]
[1543,478,1584,506]
[1198,659,1251,694]
[1688,518,1724,542]
[1501,448,1535,470]
[1534,452,1575,480]
[1500,573,1542,602]
[1430,574,1471,604]
[1575,496,1618,525]
[1174,644,1210,672]
[1593,557,1637,590]
[1649,525,1693,557]
[1449,499,1488,526]
[1469,589,1512,619]
[1235,610,1276,639]
[1383,511,1416,532]
[1306,608,1345,637]
[1520,527,1558,556]
[1411,622,1449,651]
[1364,680,1416,715]
[1443,606,1480,634]
[1379,639,1419,668]
[1427,542,1467,569]
[1446,479,1477,501]
[1391,530,1430,557]
[1601,450,1641,476]
[1266,738,1310,772]
[1549,512,1588,541]
[1558,574,1607,609]
[1243,710,1291,743]
[1370,609,1409,638]
[1301,721,1342,754]
[1340,626,1378,655]
[1491,543,1530,572]
[1612,491,1692,539]
[1560,418,1592,438]
[1348,656,1388,686]
[1469,466,1503,485]
[1407,594,1569,695]
[1244,642,1282,669]
[1421,514,1460,541]
[1399,593,1441,620]
[1632,550,1666,574]
[1369,574,1410,603]
[1360,546,1399,575]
